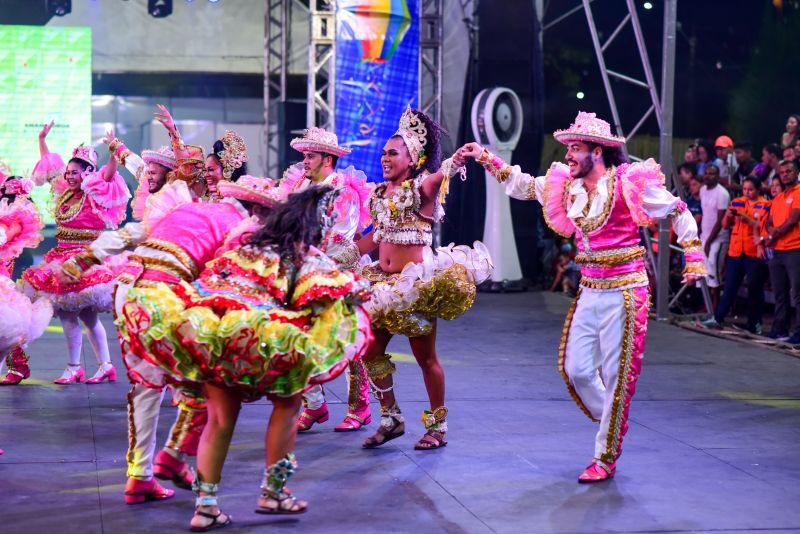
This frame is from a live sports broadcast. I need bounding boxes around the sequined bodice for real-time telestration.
[370,175,435,246]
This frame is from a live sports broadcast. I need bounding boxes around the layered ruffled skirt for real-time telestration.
[0,277,53,353]
[117,281,372,402]
[359,241,493,337]
[22,246,116,313]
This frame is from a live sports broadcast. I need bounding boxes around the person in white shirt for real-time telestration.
[699,164,731,309]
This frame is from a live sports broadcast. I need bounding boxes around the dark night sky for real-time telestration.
[540,0,770,141]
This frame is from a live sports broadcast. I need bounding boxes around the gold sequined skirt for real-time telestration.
[359,242,493,337]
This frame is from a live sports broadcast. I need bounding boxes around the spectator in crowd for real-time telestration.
[696,139,716,176]
[770,175,785,199]
[783,147,796,161]
[703,176,769,334]
[699,164,731,310]
[780,114,800,150]
[754,143,781,184]
[686,175,703,226]
[794,138,800,160]
[550,242,580,296]
[677,162,697,196]
[714,135,736,182]
[763,159,800,344]
[684,143,699,164]
[730,141,757,194]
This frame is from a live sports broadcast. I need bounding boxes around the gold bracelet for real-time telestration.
[108,138,121,154]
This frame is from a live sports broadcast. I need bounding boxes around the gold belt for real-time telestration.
[575,245,645,267]
[580,270,648,290]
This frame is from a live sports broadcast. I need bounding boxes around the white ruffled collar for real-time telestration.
[567,173,610,220]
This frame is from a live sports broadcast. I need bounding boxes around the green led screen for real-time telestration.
[0,26,92,223]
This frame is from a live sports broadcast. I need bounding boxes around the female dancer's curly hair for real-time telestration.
[246,184,333,262]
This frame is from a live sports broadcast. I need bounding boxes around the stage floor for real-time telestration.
[1,291,799,534]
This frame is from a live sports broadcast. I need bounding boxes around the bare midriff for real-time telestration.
[378,242,425,273]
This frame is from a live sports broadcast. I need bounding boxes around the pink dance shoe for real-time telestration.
[124,477,175,505]
[0,347,31,385]
[334,406,372,432]
[154,449,193,491]
[297,404,329,432]
[53,365,84,385]
[86,362,116,384]
[578,459,616,483]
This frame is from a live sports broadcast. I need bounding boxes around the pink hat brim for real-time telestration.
[290,139,352,157]
[553,131,626,148]
[217,182,283,208]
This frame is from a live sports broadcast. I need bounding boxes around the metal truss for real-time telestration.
[263,0,288,177]
[308,0,336,131]
[419,0,443,123]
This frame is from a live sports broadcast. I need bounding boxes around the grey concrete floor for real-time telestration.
[1,291,799,534]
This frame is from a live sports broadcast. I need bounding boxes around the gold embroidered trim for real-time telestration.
[54,190,86,223]
[557,288,599,422]
[573,167,616,234]
[118,227,135,248]
[679,238,702,251]
[602,288,636,462]
[140,238,199,278]
[541,166,573,238]
[575,245,645,266]
[683,263,707,275]
[579,270,648,290]
[166,406,192,450]
[128,254,193,283]
[55,227,101,243]
[364,353,396,380]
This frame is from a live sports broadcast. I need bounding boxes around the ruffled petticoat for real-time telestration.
[0,277,53,353]
[359,241,493,337]
[116,249,373,403]
[22,247,116,313]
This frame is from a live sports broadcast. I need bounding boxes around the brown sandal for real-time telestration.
[190,509,232,532]
[254,491,308,515]
[362,419,405,448]
[414,406,448,450]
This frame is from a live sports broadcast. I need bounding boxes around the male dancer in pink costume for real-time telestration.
[460,112,706,482]
[280,127,374,432]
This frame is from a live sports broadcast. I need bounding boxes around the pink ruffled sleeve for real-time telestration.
[538,162,574,238]
[621,159,705,276]
[81,165,132,228]
[0,198,44,262]
[31,152,66,187]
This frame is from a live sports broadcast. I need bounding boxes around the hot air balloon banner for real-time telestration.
[339,0,412,64]
[335,0,419,184]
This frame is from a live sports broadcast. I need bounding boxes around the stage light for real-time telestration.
[643,2,653,9]
[576,91,585,100]
[209,0,220,3]
[148,0,173,17]
[46,0,72,16]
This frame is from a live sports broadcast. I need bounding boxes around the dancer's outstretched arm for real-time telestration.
[458,142,546,203]
[100,129,120,181]
[38,120,55,157]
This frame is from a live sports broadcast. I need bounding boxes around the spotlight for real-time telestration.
[576,91,585,100]
[643,2,653,9]
[148,0,173,17]
[209,0,220,3]
[46,0,72,16]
